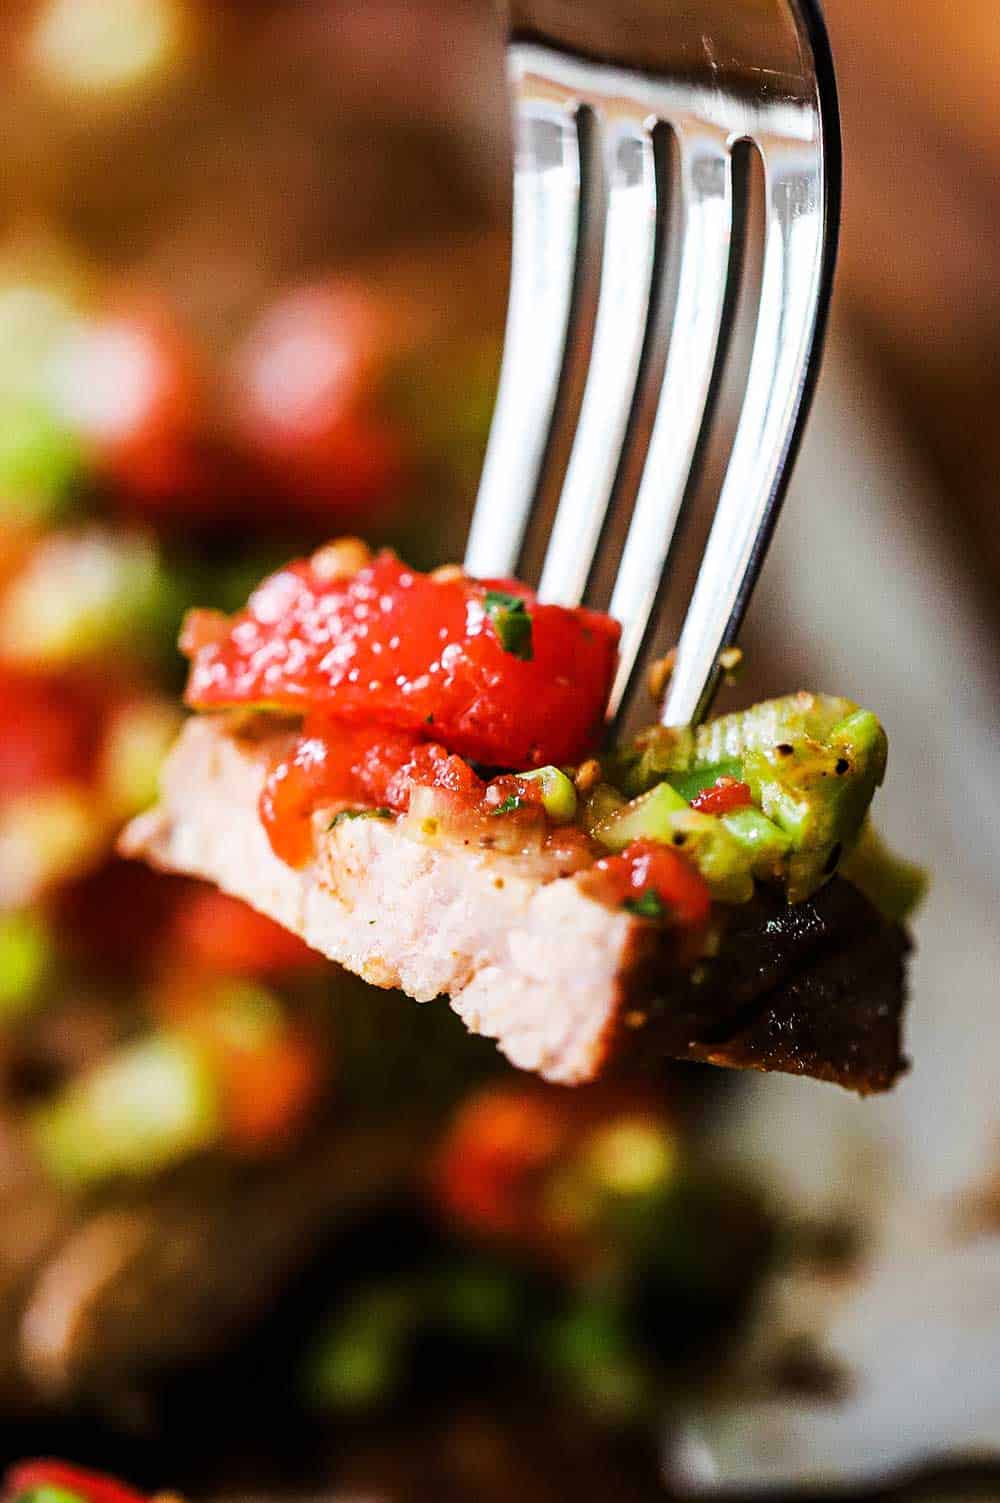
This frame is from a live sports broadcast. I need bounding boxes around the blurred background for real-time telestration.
[0,1,998,1499]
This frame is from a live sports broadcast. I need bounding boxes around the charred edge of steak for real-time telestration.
[607,878,909,1095]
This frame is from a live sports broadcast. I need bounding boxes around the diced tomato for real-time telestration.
[186,551,620,768]
[0,673,103,797]
[432,1087,568,1242]
[218,1027,324,1152]
[169,887,323,976]
[258,718,483,867]
[690,776,753,816]
[52,296,242,527]
[592,839,712,930]
[4,1459,147,1503]
[233,282,408,525]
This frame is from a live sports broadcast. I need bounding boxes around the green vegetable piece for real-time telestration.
[0,529,169,669]
[581,1118,676,1195]
[100,699,181,818]
[665,810,755,903]
[593,780,689,851]
[667,758,744,805]
[720,806,792,881]
[207,979,284,1051]
[0,399,81,526]
[520,764,578,823]
[491,793,522,816]
[307,1286,417,1411]
[0,911,52,1019]
[437,1266,524,1339]
[841,820,927,922]
[743,707,888,902]
[605,724,694,797]
[581,781,627,835]
[691,693,858,766]
[483,589,533,660]
[595,785,755,902]
[12,1487,86,1503]
[32,1031,220,1187]
[624,890,666,920]
[329,806,393,829]
[543,1303,652,1421]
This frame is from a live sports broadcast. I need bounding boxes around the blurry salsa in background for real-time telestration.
[0,0,998,1499]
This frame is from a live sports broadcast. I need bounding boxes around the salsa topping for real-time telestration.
[184,549,619,769]
[590,840,712,931]
[482,588,533,661]
[180,551,891,920]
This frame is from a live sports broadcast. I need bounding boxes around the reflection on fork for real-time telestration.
[466,0,840,730]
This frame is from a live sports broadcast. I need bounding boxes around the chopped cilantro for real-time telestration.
[483,590,533,661]
[491,794,522,816]
[623,890,666,921]
[329,807,393,830]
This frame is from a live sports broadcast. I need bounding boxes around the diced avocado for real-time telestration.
[594,787,754,903]
[581,782,627,835]
[32,1032,221,1187]
[744,708,888,902]
[607,694,856,796]
[664,810,755,903]
[593,781,689,851]
[0,911,52,1019]
[604,724,694,797]
[520,765,578,823]
[691,693,857,766]
[720,806,791,881]
[841,820,927,923]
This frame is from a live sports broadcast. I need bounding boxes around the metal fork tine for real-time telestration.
[662,137,827,728]
[464,62,581,580]
[536,111,657,607]
[607,125,733,721]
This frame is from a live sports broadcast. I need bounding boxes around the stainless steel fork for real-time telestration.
[465,0,840,729]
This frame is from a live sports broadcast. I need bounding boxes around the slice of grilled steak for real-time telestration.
[122,717,908,1093]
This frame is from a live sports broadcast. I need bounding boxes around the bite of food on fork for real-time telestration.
[121,539,916,1093]
[120,1,918,1099]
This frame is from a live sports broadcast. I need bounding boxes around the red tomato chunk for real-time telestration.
[690,776,753,816]
[184,551,620,769]
[5,1459,148,1503]
[592,839,712,930]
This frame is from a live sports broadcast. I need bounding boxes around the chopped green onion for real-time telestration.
[491,793,522,816]
[483,589,533,661]
[624,890,665,920]
[328,806,393,829]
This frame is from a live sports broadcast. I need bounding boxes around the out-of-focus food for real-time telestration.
[302,1082,778,1430]
[3,1456,150,1503]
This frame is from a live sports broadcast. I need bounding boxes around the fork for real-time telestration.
[464,0,841,729]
